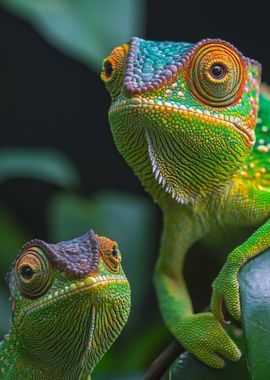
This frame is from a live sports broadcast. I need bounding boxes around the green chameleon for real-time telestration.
[0,230,131,379]
[101,37,270,368]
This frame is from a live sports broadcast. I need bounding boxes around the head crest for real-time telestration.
[6,230,100,293]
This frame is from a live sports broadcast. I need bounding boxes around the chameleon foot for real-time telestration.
[177,312,241,368]
[211,262,241,322]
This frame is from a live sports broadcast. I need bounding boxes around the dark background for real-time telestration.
[0,0,268,238]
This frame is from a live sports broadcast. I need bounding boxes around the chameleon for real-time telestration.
[0,229,131,379]
[101,37,270,368]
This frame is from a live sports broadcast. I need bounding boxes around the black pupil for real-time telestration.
[111,248,118,259]
[210,64,225,79]
[21,265,34,279]
[104,61,113,77]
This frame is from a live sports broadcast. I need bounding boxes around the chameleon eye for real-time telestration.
[98,236,122,273]
[101,43,129,99]
[107,246,121,272]
[111,247,119,259]
[189,42,245,107]
[16,247,53,299]
[103,60,113,78]
[21,265,34,280]
[210,63,226,79]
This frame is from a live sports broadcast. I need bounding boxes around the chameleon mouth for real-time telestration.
[109,98,255,146]
[17,274,128,324]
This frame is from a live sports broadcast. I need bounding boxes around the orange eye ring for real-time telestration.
[101,43,129,99]
[16,247,53,299]
[98,236,122,273]
[189,42,246,107]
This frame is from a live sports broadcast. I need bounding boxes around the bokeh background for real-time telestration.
[0,0,269,378]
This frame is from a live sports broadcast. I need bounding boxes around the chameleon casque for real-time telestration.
[0,230,131,379]
[101,37,270,368]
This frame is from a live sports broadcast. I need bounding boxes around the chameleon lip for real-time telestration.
[17,275,128,324]
[109,98,255,146]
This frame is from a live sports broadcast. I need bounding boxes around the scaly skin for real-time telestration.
[0,230,131,379]
[101,38,270,368]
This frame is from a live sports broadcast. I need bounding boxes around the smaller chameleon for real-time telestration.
[0,229,131,380]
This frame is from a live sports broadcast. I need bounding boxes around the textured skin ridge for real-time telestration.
[8,230,99,286]
[16,274,128,324]
[102,37,270,369]
[124,37,194,93]
[124,37,260,95]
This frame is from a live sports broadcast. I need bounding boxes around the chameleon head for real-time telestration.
[101,38,261,204]
[7,230,131,375]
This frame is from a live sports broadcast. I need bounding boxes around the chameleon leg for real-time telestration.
[154,207,241,368]
[212,219,270,322]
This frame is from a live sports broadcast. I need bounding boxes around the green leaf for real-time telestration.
[0,0,146,70]
[0,148,79,188]
[162,325,248,380]
[239,248,270,380]
[47,190,157,327]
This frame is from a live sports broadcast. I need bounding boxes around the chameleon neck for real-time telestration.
[0,332,90,379]
[1,333,42,379]
[0,297,128,379]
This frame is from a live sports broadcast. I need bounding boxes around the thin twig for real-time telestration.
[144,340,182,380]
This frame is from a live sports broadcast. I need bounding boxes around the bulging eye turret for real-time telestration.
[101,43,129,99]
[98,236,122,273]
[189,41,245,107]
[16,247,53,299]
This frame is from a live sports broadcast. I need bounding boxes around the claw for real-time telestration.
[211,267,242,323]
[211,290,227,324]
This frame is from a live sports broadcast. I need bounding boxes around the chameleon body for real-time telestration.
[101,37,270,368]
[0,230,131,379]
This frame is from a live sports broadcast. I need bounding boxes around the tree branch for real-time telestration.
[144,340,182,380]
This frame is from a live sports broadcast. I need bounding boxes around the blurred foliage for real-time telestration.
[0,148,79,188]
[0,0,146,70]
[0,203,29,273]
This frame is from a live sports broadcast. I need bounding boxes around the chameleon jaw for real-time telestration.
[109,98,255,146]
[110,97,255,204]
[16,274,128,325]
[145,130,193,204]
